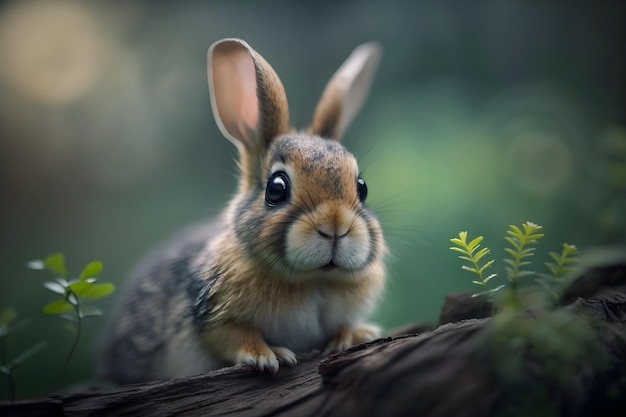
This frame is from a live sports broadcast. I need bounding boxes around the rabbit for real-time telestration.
[98,38,387,384]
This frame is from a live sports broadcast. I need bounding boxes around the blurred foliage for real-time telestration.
[486,306,608,417]
[0,308,46,402]
[1,254,114,400]
[0,0,624,399]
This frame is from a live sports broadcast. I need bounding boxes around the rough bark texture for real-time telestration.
[2,259,626,417]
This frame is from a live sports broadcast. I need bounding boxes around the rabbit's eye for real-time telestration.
[357,177,368,202]
[266,171,290,206]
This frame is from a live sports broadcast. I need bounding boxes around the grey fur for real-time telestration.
[97,221,222,384]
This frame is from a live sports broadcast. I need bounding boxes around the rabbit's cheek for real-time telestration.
[334,222,371,270]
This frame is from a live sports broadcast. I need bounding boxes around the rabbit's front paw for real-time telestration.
[324,323,381,355]
[271,345,298,367]
[237,344,296,374]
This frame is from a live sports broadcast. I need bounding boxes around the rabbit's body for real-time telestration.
[100,39,386,383]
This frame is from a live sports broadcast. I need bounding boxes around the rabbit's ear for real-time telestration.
[309,43,382,141]
[208,38,290,155]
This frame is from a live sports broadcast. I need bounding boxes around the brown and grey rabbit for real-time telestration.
[98,38,387,384]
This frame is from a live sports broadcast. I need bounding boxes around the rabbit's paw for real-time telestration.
[237,344,296,374]
[323,323,381,355]
[271,345,297,367]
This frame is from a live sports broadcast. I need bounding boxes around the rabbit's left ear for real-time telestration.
[208,38,290,152]
[309,42,382,141]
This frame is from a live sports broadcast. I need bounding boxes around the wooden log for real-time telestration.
[2,259,625,416]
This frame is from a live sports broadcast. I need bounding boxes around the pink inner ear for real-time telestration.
[212,45,259,147]
[234,52,259,133]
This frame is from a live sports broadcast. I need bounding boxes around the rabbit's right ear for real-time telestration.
[309,43,381,141]
[208,39,290,189]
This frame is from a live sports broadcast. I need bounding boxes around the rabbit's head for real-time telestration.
[208,39,385,282]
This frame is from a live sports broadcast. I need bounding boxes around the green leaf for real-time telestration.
[0,307,17,327]
[450,238,466,247]
[77,283,115,300]
[504,237,522,251]
[479,259,495,273]
[43,300,75,315]
[503,259,517,268]
[522,221,542,232]
[44,253,67,278]
[527,233,545,241]
[449,246,469,255]
[562,244,578,256]
[473,247,490,263]
[484,273,498,283]
[79,261,103,280]
[472,285,505,298]
[56,277,70,287]
[7,342,47,368]
[68,281,92,296]
[508,225,523,237]
[490,285,506,293]
[68,292,79,306]
[26,259,45,270]
[467,236,483,251]
[461,265,478,274]
[43,281,66,295]
[546,263,557,275]
[58,313,77,322]
[80,307,103,319]
[0,366,8,375]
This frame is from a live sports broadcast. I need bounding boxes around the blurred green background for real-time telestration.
[0,0,624,399]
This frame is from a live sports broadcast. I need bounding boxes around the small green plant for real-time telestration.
[450,221,597,415]
[536,243,580,304]
[545,243,579,278]
[450,221,578,310]
[0,308,46,402]
[449,231,503,300]
[503,222,545,292]
[26,253,115,390]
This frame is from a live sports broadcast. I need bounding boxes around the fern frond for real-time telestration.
[545,243,579,278]
[450,231,499,299]
[504,221,544,288]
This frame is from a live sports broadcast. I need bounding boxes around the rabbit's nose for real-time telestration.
[317,225,350,239]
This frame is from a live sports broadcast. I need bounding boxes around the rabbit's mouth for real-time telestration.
[320,262,337,271]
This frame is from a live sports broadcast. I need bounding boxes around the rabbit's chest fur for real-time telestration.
[255,285,349,353]
[203,260,376,354]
